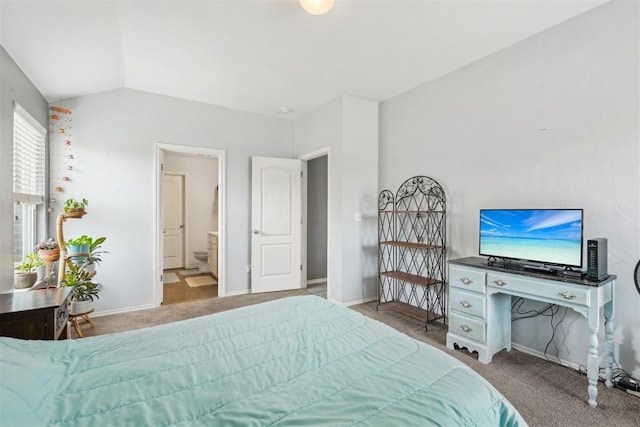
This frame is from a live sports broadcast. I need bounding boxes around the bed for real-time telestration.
[1,295,526,426]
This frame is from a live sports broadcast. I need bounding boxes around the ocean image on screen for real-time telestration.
[479,209,582,266]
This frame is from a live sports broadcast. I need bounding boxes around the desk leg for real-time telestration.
[587,321,599,408]
[604,300,614,388]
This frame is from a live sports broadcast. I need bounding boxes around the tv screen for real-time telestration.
[479,209,583,268]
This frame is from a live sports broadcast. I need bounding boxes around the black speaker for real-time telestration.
[587,238,608,281]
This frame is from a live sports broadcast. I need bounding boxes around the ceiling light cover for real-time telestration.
[299,0,335,16]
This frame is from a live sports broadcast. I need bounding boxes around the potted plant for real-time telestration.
[63,197,88,217]
[66,235,92,260]
[34,238,60,263]
[14,252,45,289]
[61,263,101,314]
[80,236,108,274]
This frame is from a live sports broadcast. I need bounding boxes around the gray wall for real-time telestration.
[46,88,293,312]
[0,45,49,293]
[379,1,639,377]
[306,155,327,281]
[294,95,379,304]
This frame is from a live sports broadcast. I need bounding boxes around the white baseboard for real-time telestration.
[92,303,158,318]
[511,343,583,372]
[224,288,250,297]
[306,278,327,285]
[341,295,378,307]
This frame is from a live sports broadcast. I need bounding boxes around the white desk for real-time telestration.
[446,257,615,408]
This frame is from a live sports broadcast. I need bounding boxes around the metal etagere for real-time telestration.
[377,176,447,329]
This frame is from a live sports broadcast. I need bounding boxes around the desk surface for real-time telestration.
[0,287,70,315]
[449,256,616,287]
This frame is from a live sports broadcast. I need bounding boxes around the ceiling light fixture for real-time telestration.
[299,0,334,16]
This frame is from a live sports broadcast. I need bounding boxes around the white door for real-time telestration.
[251,157,302,293]
[163,174,184,270]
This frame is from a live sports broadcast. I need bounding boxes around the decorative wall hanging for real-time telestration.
[49,106,74,205]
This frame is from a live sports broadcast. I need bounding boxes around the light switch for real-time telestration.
[354,212,362,222]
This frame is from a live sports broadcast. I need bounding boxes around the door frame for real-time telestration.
[154,143,226,306]
[299,147,330,300]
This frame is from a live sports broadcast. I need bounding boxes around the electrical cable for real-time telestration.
[511,297,559,321]
[544,306,568,362]
[509,297,640,393]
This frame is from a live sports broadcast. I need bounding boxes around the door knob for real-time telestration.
[253,229,260,235]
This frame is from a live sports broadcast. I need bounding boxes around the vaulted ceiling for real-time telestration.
[0,0,607,119]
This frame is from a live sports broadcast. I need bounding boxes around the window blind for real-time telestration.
[13,102,46,203]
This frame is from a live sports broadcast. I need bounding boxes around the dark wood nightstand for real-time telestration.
[0,287,71,340]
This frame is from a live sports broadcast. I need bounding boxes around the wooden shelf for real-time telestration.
[379,271,441,287]
[378,301,442,324]
[380,241,443,250]
[65,253,89,258]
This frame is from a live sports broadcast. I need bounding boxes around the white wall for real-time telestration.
[294,95,379,304]
[49,88,293,312]
[164,153,218,269]
[0,45,49,293]
[380,1,639,377]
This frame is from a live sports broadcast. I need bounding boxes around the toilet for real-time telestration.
[193,251,209,273]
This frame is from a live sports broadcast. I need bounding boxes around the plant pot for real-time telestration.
[65,208,86,218]
[82,263,96,275]
[70,299,93,315]
[36,265,47,281]
[66,244,89,262]
[38,248,60,263]
[14,272,37,289]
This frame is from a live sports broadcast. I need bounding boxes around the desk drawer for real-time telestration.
[450,288,486,319]
[449,266,486,294]
[487,273,590,306]
[449,312,485,344]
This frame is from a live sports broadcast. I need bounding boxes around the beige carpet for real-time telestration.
[185,275,216,287]
[75,292,640,427]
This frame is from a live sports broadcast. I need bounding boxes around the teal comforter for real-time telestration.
[0,296,526,426]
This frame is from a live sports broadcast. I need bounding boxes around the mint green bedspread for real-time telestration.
[0,296,526,426]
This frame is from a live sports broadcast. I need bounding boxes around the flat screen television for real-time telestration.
[479,209,584,269]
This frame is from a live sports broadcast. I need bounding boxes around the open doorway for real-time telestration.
[155,144,225,306]
[300,149,329,299]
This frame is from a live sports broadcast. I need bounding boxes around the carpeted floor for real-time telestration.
[73,292,639,427]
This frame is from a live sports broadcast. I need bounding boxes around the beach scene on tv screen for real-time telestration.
[480,209,582,266]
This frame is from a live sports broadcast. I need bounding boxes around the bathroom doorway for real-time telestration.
[155,144,225,306]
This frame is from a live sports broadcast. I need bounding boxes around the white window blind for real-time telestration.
[13,103,47,263]
[13,102,46,203]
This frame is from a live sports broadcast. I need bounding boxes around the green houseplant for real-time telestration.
[14,252,46,289]
[81,236,108,273]
[61,263,101,313]
[63,197,88,217]
[66,235,92,258]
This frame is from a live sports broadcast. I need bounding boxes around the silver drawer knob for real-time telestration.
[493,279,506,286]
[560,291,576,300]
[460,301,472,308]
[461,277,472,285]
[460,324,472,333]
